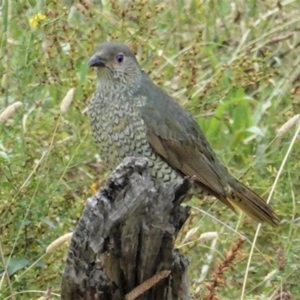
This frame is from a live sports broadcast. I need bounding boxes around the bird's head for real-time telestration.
[89,42,141,90]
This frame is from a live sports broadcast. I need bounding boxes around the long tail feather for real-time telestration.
[226,182,279,227]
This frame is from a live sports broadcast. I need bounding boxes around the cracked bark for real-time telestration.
[61,157,191,300]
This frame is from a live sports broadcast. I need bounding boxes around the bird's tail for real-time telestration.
[226,181,279,227]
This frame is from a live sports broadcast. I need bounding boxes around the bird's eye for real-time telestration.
[116,54,124,63]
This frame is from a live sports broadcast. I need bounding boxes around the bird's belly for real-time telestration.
[91,114,147,169]
[89,105,179,182]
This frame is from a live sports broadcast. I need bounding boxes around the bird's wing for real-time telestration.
[135,72,235,209]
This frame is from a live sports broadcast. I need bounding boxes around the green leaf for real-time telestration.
[40,217,56,228]
[6,257,29,276]
[0,151,10,163]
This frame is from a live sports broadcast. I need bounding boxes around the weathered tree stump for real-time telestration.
[61,157,191,300]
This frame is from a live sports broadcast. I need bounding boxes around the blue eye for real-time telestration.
[116,54,124,63]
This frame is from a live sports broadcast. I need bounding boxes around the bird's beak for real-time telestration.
[88,55,106,67]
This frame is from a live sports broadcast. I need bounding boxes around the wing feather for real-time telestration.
[135,72,233,206]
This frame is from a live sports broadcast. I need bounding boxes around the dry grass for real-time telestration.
[1,0,299,299]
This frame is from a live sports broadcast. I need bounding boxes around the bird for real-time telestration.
[88,41,279,227]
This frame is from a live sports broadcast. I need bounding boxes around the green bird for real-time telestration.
[88,42,279,227]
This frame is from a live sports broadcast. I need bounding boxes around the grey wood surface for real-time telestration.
[61,157,190,300]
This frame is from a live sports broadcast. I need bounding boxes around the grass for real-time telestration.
[0,0,299,299]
